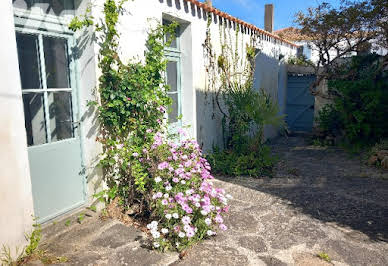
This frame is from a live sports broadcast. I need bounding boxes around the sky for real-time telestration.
[210,0,342,31]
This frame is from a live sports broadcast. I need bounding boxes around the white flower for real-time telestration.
[172,213,179,219]
[166,185,172,191]
[163,193,169,199]
[161,228,169,234]
[226,194,233,199]
[153,242,160,248]
[152,230,161,239]
[147,221,158,230]
[205,218,211,225]
[182,216,191,225]
[180,180,186,185]
[207,230,215,236]
[155,176,162,183]
[195,202,201,208]
[200,210,208,216]
[176,242,180,247]
[178,232,185,238]
[165,213,172,220]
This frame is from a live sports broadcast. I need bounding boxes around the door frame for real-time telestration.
[14,25,87,222]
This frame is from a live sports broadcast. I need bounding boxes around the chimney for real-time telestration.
[264,4,274,33]
[205,0,212,7]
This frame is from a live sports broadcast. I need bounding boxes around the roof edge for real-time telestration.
[184,0,299,48]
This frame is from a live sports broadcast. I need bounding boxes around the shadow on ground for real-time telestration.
[218,135,388,243]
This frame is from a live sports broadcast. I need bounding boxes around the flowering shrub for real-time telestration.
[142,130,230,251]
[70,0,231,252]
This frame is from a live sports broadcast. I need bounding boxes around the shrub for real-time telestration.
[315,104,343,137]
[144,130,230,251]
[70,0,231,252]
[316,54,388,146]
[208,87,283,177]
[287,55,315,67]
[207,142,276,177]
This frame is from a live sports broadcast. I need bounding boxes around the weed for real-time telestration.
[88,205,97,212]
[317,252,331,262]
[77,214,85,224]
[65,220,71,227]
[0,245,24,265]
[1,218,67,265]
[24,219,41,256]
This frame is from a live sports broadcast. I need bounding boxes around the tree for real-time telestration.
[295,0,388,95]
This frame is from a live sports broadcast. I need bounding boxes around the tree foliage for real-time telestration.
[316,54,388,146]
[295,0,388,91]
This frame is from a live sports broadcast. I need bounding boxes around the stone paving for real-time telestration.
[33,136,388,265]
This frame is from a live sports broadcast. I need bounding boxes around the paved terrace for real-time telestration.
[34,136,388,265]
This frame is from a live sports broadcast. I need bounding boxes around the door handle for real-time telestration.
[72,121,81,129]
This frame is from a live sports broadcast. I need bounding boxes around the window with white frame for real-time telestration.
[163,19,182,125]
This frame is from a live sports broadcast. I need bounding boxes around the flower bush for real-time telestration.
[143,130,230,251]
[70,0,231,252]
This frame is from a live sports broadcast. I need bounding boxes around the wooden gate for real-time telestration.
[286,74,316,132]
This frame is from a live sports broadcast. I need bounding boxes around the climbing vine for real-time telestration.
[203,14,284,177]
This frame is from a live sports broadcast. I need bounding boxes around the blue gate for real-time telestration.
[286,75,316,132]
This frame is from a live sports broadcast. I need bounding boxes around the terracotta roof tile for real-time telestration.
[184,0,299,48]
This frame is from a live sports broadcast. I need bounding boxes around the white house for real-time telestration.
[0,0,297,253]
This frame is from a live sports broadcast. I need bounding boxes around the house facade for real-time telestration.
[1,0,297,253]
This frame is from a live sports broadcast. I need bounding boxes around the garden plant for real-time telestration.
[69,0,230,251]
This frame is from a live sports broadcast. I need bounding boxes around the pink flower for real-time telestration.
[172,177,179,183]
[158,162,169,170]
[219,224,228,231]
[186,230,195,238]
[132,152,139,157]
[152,192,163,199]
[161,199,168,205]
[215,215,223,224]
[146,129,153,133]
[178,128,187,137]
[158,106,167,113]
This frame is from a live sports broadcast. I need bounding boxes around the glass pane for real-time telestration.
[43,36,70,88]
[22,93,47,146]
[168,93,179,123]
[16,33,42,89]
[13,0,75,16]
[167,61,178,93]
[48,92,74,142]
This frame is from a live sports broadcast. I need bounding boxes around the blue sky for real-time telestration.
[210,0,342,31]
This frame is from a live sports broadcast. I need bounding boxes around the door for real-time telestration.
[16,30,85,223]
[286,75,316,132]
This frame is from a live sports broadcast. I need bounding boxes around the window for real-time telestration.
[16,32,75,146]
[163,19,182,125]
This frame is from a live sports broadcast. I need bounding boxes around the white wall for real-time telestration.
[91,0,297,151]
[0,0,35,256]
